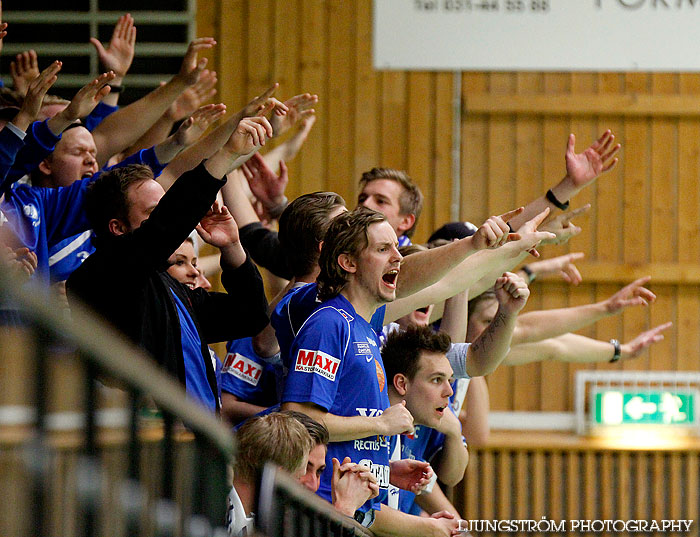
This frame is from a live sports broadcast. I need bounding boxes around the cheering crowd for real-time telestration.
[0,14,672,537]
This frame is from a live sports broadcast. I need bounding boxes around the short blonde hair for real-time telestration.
[234,413,313,482]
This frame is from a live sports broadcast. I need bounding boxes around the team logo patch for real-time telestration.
[354,341,372,359]
[295,349,340,381]
[23,204,40,227]
[375,359,385,391]
[221,353,263,386]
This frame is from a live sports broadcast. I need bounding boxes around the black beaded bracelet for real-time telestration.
[546,188,570,211]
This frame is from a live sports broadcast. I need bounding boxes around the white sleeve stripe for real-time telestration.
[48,230,93,266]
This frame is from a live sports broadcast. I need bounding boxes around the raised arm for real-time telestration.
[152,103,226,165]
[396,207,524,299]
[89,13,136,107]
[512,277,656,345]
[160,85,286,185]
[386,210,554,323]
[517,252,584,286]
[508,130,620,230]
[91,37,215,166]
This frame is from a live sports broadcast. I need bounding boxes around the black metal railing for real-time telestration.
[257,464,374,537]
[0,269,234,537]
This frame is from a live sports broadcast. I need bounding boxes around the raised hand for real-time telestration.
[89,13,136,78]
[173,103,227,147]
[604,276,656,315]
[509,208,556,258]
[225,116,274,156]
[389,459,434,494]
[524,252,585,285]
[166,69,218,121]
[241,152,288,211]
[269,92,318,137]
[12,60,61,131]
[176,37,216,87]
[621,322,672,361]
[565,130,621,189]
[196,201,239,248]
[61,71,115,121]
[10,50,40,96]
[539,204,590,246]
[494,271,530,315]
[472,207,524,250]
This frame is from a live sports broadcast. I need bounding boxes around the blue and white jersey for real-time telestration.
[272,282,386,365]
[47,230,95,283]
[220,337,282,408]
[1,147,165,283]
[282,292,390,514]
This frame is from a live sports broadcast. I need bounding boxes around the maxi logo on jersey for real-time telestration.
[358,459,390,489]
[222,352,263,386]
[295,349,341,381]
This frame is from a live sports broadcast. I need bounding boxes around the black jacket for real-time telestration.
[67,163,269,409]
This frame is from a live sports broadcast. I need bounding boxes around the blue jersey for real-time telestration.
[282,292,390,514]
[396,426,447,515]
[2,147,165,283]
[220,337,282,408]
[272,282,386,364]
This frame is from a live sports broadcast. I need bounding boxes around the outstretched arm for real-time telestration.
[396,207,524,299]
[386,210,554,323]
[89,13,136,107]
[152,103,226,165]
[504,324,671,366]
[91,37,215,166]
[512,277,656,345]
[160,85,287,185]
[518,252,584,286]
[508,130,620,230]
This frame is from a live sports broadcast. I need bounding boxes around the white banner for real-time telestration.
[374,0,700,71]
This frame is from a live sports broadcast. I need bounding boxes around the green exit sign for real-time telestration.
[592,389,698,427]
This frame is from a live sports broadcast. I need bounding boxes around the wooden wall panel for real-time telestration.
[197,0,700,413]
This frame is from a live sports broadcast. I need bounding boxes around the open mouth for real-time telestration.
[82,172,94,179]
[184,282,195,290]
[382,269,399,288]
[435,406,445,416]
[415,306,430,314]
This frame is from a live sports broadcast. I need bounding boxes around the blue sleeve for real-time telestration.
[0,127,25,190]
[282,308,349,412]
[220,340,276,406]
[370,305,386,335]
[103,146,166,177]
[5,120,61,188]
[83,102,118,132]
